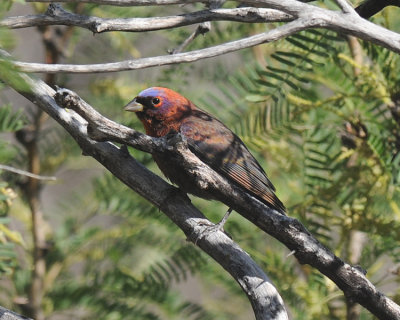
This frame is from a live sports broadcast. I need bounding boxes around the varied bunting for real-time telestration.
[124,87,285,216]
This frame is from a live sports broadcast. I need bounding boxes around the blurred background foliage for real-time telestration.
[1,0,400,319]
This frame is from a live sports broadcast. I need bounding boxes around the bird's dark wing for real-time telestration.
[180,110,285,214]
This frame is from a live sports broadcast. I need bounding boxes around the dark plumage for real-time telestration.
[124,87,285,214]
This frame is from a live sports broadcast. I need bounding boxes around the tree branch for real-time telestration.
[170,23,210,54]
[24,0,203,5]
[23,0,400,19]
[0,164,56,181]
[1,4,292,33]
[3,0,400,74]
[20,0,316,6]
[2,64,289,320]
[0,306,31,320]
[334,0,356,14]
[4,20,309,73]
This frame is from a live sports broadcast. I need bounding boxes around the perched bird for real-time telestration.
[124,87,285,221]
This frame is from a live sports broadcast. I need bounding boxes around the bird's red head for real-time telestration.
[124,87,193,137]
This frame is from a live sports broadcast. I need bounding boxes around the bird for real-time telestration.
[124,87,285,226]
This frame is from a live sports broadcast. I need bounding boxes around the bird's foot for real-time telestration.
[189,208,233,245]
[210,207,233,233]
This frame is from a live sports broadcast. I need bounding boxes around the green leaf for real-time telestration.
[0,104,25,132]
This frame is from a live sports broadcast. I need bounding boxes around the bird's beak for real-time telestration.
[124,98,143,112]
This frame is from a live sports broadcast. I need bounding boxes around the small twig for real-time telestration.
[171,0,225,54]
[334,0,356,14]
[0,164,57,181]
[170,23,210,54]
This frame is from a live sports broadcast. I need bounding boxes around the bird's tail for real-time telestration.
[261,192,286,215]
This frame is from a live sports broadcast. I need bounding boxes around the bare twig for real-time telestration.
[20,0,314,6]
[170,0,224,54]
[170,24,209,54]
[4,20,309,73]
[334,0,356,14]
[1,5,292,32]
[24,0,203,5]
[0,164,56,181]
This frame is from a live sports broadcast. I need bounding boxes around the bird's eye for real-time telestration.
[152,97,161,106]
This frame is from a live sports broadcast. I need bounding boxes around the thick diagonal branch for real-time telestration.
[4,70,288,320]
[53,87,400,319]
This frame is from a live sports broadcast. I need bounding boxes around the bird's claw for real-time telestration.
[188,221,224,245]
[188,208,233,245]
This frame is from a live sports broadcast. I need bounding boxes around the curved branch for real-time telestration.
[54,92,400,320]
[7,20,309,73]
[3,61,288,320]
[4,1,400,74]
[1,5,292,32]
